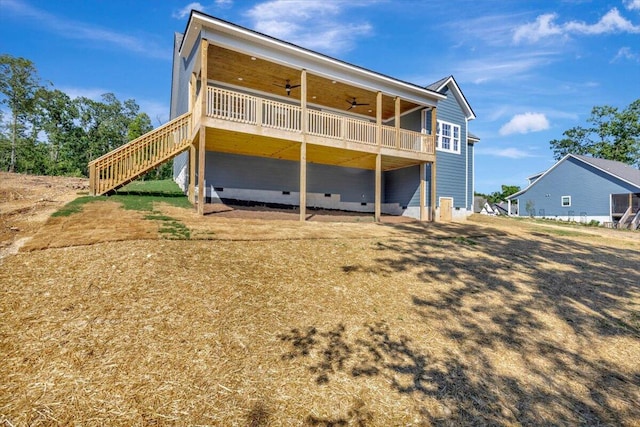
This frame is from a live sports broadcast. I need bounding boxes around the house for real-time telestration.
[88,11,478,222]
[506,154,640,227]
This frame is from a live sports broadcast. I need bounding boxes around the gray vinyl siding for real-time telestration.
[385,109,422,132]
[384,166,420,207]
[170,32,200,120]
[467,143,474,209]
[435,86,467,208]
[172,32,200,181]
[204,152,375,203]
[515,156,639,217]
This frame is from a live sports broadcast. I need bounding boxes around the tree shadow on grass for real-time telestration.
[279,221,640,424]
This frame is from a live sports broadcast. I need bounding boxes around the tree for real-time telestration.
[36,88,85,175]
[550,100,640,167]
[77,93,146,175]
[0,55,42,172]
[477,185,521,204]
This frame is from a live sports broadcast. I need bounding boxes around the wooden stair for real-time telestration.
[89,112,193,195]
[628,209,640,230]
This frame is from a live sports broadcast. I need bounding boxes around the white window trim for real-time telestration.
[436,119,461,154]
[561,195,571,207]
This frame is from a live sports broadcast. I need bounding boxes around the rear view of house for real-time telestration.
[507,154,640,228]
[89,11,478,221]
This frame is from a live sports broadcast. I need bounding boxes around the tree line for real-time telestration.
[0,54,171,178]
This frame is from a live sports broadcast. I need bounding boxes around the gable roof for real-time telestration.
[572,154,640,185]
[507,154,640,199]
[426,75,476,120]
[179,11,445,106]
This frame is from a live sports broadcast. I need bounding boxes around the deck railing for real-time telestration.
[206,86,434,154]
[89,112,192,195]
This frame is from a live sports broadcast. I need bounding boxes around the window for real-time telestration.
[561,196,571,207]
[436,120,460,154]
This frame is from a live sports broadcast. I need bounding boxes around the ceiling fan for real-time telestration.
[347,97,369,110]
[273,79,300,96]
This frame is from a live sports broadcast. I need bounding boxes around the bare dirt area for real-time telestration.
[1,174,639,426]
[0,172,88,258]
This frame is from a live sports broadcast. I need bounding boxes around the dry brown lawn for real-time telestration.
[1,173,639,426]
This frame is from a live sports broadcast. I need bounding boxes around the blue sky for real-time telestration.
[1,0,639,193]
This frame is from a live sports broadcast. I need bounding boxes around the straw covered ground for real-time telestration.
[1,173,639,426]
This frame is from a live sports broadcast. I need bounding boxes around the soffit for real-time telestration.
[207,44,419,121]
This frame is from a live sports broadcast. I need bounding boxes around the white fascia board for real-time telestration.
[181,12,444,107]
[434,76,476,120]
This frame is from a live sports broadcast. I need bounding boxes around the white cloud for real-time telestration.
[626,0,640,11]
[3,0,168,59]
[475,147,538,159]
[612,46,640,62]
[172,2,206,19]
[514,8,640,43]
[245,0,373,55]
[499,113,550,135]
[513,13,564,43]
[452,51,557,84]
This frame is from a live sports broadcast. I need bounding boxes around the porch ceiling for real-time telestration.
[204,128,422,171]
[207,44,420,121]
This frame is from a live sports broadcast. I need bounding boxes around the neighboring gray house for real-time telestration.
[506,154,640,226]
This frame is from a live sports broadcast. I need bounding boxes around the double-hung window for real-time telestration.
[436,120,460,154]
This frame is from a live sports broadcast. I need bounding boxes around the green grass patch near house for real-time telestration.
[54,179,190,217]
[52,179,192,239]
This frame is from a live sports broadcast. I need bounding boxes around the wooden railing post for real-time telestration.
[431,106,437,150]
[376,92,382,148]
[301,69,307,135]
[89,163,96,196]
[395,97,400,149]
[256,98,263,127]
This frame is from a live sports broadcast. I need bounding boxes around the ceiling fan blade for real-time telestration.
[290,84,301,89]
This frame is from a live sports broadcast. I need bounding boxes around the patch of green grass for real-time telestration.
[145,212,191,239]
[54,179,192,217]
[531,227,594,238]
[52,196,102,217]
[52,180,193,239]
[118,179,185,196]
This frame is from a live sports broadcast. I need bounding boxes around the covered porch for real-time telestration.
[186,39,442,221]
